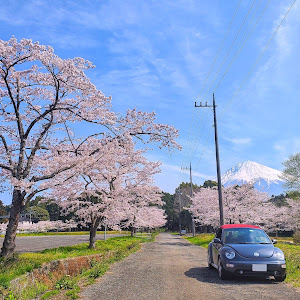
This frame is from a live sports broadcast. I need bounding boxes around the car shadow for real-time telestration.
[184,267,281,285]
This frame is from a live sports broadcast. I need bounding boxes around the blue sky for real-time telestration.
[1,0,299,203]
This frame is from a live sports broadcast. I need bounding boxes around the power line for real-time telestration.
[183,108,206,166]
[178,1,242,185]
[193,0,297,177]
[186,109,210,163]
[212,0,272,93]
[182,0,258,172]
[220,0,297,117]
[191,0,271,175]
[200,0,266,103]
[194,0,242,103]
[195,125,214,171]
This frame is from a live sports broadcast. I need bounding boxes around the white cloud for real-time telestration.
[273,138,300,160]
[225,137,252,145]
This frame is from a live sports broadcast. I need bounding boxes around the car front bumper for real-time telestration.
[222,260,286,277]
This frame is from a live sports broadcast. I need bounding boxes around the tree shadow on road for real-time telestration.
[185,267,281,286]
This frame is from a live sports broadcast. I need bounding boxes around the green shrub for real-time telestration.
[55,276,77,290]
[88,264,109,279]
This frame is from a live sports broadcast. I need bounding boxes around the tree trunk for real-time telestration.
[130,227,135,237]
[89,218,101,249]
[1,189,24,257]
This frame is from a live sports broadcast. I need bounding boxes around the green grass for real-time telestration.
[185,233,300,290]
[185,233,214,248]
[0,233,157,299]
[0,230,130,238]
[276,243,300,288]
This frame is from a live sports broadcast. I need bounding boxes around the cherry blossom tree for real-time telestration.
[130,206,167,231]
[188,184,299,231]
[188,187,220,228]
[44,133,165,248]
[222,184,270,224]
[262,198,300,234]
[121,184,164,236]
[0,38,180,256]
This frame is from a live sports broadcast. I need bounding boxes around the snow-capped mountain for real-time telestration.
[221,161,285,195]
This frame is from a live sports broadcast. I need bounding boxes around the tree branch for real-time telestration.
[0,134,14,169]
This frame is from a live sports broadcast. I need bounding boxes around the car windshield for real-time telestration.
[223,228,271,244]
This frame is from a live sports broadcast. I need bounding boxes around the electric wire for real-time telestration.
[183,108,205,167]
[186,109,209,164]
[193,0,297,178]
[179,0,241,174]
[200,0,265,105]
[195,125,214,171]
[212,0,271,94]
[220,0,297,118]
[182,0,258,182]
[183,0,257,168]
[181,109,209,184]
[178,0,242,185]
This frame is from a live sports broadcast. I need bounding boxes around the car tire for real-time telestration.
[207,250,213,269]
[218,258,230,280]
[275,274,286,282]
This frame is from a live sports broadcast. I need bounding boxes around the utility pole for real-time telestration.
[195,93,224,226]
[189,163,196,236]
[177,187,182,234]
[181,163,196,236]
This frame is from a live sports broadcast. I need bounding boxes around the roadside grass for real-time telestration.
[0,233,156,299]
[274,237,294,243]
[185,233,214,248]
[185,233,300,290]
[276,243,300,289]
[0,230,130,238]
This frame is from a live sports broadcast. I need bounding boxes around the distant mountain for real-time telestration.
[220,161,285,196]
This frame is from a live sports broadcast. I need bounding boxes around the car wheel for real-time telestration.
[218,258,230,280]
[275,274,286,282]
[207,250,213,269]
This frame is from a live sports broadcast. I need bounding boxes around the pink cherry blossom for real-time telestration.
[0,38,180,256]
[188,183,300,232]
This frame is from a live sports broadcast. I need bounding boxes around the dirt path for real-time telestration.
[80,233,299,300]
[0,234,127,253]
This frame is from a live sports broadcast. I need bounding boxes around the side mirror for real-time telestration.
[272,239,277,244]
[213,238,222,244]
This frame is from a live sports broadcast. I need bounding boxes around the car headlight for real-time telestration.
[273,249,285,260]
[225,250,236,259]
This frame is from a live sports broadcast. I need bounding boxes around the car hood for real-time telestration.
[227,243,274,258]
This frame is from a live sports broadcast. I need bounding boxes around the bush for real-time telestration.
[293,231,300,244]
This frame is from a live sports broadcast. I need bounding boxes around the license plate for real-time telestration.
[252,264,267,271]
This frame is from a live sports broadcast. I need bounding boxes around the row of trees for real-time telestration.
[163,165,300,235]
[0,38,180,257]
[188,183,300,233]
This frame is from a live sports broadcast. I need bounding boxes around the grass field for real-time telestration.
[0,234,156,299]
[185,233,300,289]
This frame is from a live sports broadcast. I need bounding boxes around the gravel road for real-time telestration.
[0,234,127,253]
[80,232,299,300]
